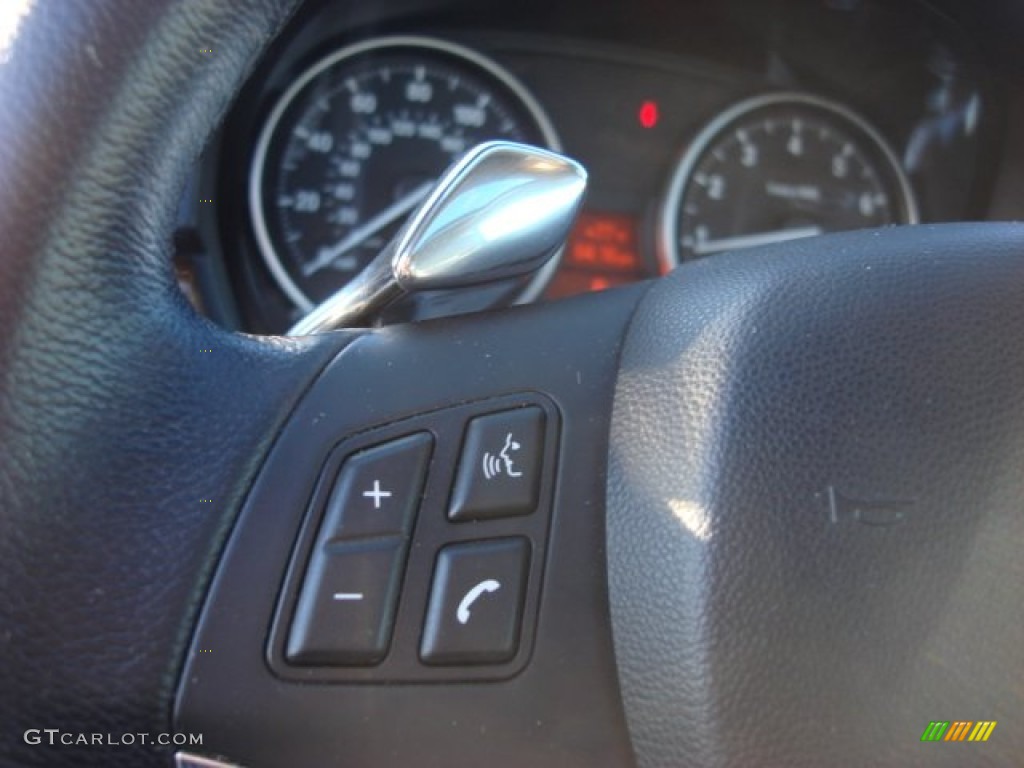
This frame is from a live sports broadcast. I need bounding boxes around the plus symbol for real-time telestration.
[362,479,392,509]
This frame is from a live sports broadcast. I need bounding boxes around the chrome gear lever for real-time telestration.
[287,141,588,336]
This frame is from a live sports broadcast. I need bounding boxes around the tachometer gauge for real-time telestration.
[250,36,559,311]
[659,93,917,269]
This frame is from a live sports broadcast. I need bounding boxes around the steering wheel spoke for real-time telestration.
[175,287,642,766]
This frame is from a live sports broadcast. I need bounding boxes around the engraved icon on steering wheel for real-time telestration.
[482,432,523,480]
[456,579,501,624]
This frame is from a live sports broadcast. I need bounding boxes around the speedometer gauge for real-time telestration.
[250,37,559,311]
[659,93,917,269]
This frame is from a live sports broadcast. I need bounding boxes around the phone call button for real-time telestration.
[420,538,530,666]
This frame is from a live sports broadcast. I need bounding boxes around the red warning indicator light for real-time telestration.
[638,100,659,129]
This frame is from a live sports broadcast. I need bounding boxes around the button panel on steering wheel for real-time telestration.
[267,393,560,682]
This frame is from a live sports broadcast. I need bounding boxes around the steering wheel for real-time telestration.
[1,2,1021,766]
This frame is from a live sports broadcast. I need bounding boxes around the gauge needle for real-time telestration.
[691,225,824,256]
[302,182,434,277]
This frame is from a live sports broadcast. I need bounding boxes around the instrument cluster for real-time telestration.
[199,0,999,333]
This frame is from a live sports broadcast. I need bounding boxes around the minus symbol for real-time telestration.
[332,592,364,601]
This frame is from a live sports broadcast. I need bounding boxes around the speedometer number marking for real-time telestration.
[249,37,560,311]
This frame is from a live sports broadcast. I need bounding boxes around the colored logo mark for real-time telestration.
[921,721,997,742]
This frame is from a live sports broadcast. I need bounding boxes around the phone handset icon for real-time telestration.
[456,579,501,625]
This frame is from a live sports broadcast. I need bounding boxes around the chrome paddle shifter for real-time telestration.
[288,141,588,336]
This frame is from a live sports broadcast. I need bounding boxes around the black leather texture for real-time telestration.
[0,2,344,766]
[607,224,1024,767]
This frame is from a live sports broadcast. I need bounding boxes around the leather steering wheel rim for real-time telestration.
[0,2,335,765]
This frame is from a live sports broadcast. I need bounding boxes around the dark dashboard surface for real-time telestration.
[179,0,1011,333]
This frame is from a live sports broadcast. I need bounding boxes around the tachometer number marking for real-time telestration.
[658,93,918,270]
